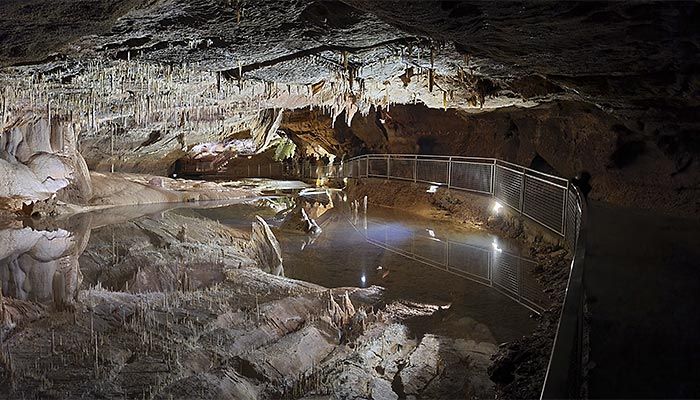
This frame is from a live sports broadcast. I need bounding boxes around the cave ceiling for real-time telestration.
[0,0,698,155]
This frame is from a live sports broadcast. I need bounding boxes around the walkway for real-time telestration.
[585,202,700,398]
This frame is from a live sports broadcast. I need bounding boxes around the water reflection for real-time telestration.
[278,197,545,342]
[283,193,549,313]
[0,199,256,308]
[0,191,551,349]
[0,214,92,309]
[350,215,549,313]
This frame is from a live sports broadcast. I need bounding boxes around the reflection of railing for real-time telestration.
[354,218,549,314]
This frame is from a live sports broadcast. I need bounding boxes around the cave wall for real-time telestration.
[284,102,699,216]
[0,0,696,217]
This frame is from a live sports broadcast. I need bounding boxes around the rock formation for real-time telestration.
[248,215,284,276]
[0,114,91,206]
[0,0,695,214]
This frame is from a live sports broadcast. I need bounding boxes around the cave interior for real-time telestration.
[1,1,699,399]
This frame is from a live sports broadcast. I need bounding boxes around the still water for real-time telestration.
[1,192,548,345]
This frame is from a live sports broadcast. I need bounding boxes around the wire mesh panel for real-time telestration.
[388,158,415,181]
[447,242,490,283]
[346,160,353,178]
[358,158,368,178]
[368,157,388,177]
[450,162,493,193]
[565,187,581,251]
[492,252,520,297]
[523,175,566,234]
[494,165,523,211]
[416,159,449,185]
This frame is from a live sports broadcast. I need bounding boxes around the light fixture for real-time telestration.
[492,201,504,214]
[426,185,438,193]
[360,274,367,285]
[427,229,435,237]
[492,239,503,253]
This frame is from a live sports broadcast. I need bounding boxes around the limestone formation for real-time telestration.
[280,204,322,235]
[248,216,284,276]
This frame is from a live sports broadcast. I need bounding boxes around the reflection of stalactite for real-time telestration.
[0,289,5,326]
[429,46,435,92]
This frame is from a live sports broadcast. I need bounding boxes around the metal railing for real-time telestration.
[335,154,573,238]
[218,163,286,179]
[230,153,586,399]
[540,184,587,399]
[298,153,586,399]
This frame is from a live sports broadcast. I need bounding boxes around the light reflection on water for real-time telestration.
[351,212,549,314]
[0,193,549,344]
[276,198,549,343]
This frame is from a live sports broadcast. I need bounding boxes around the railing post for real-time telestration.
[519,171,526,214]
[563,182,570,239]
[413,155,417,183]
[258,164,261,177]
[447,157,452,189]
[386,154,391,179]
[491,160,496,196]
[269,164,272,177]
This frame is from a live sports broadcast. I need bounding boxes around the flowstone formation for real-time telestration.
[0,114,91,209]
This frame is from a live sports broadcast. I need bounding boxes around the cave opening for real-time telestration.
[1,1,699,400]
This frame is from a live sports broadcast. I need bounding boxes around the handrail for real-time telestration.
[346,153,570,185]
[540,184,588,399]
[340,153,588,398]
